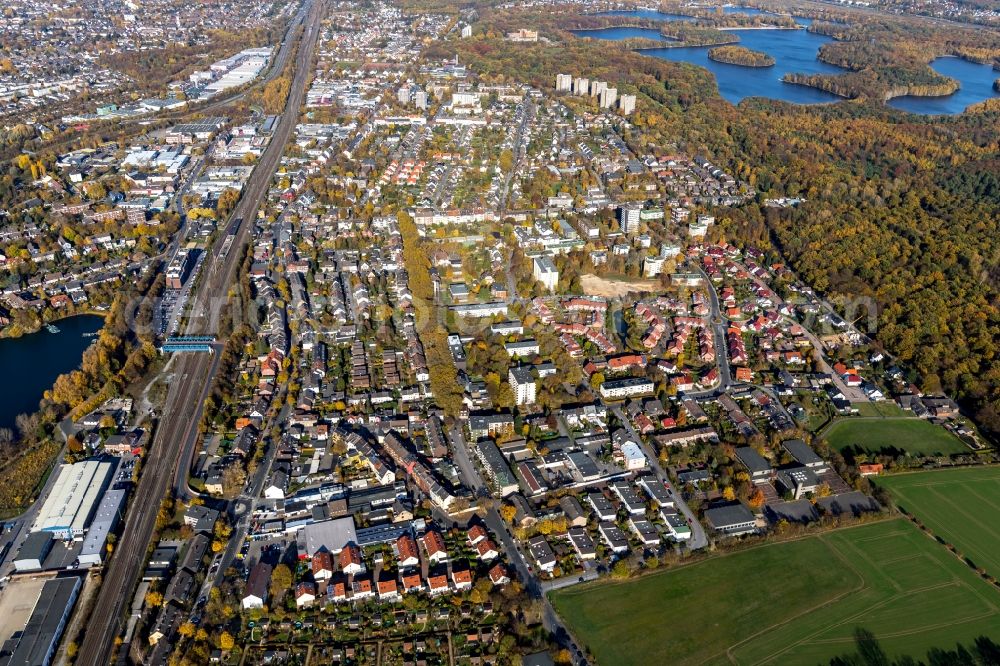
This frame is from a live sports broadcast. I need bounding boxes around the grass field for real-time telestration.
[823,417,967,456]
[879,467,1000,580]
[851,402,907,418]
[551,519,1000,665]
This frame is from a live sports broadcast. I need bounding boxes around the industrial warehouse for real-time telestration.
[12,458,126,572]
[0,576,82,666]
[32,459,116,540]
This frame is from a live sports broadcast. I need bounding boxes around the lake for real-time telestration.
[887,56,1000,114]
[573,23,845,105]
[596,6,779,21]
[577,9,1000,113]
[0,314,105,430]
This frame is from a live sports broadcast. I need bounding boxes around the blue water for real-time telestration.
[596,6,778,21]
[887,57,1000,114]
[574,24,846,104]
[576,13,999,112]
[595,8,698,21]
[646,29,846,104]
[574,26,674,41]
[0,314,104,429]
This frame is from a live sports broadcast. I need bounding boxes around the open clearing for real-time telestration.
[823,417,967,456]
[879,467,1000,580]
[551,518,1000,665]
[579,274,659,298]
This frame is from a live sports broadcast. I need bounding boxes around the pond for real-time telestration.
[577,9,999,112]
[0,314,105,430]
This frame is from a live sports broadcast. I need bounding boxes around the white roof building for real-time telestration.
[32,459,116,540]
[303,517,359,557]
[532,255,559,292]
[78,488,127,566]
[620,441,647,471]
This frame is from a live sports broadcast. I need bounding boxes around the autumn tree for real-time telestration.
[498,148,514,172]
[589,372,605,389]
[270,563,293,600]
[261,76,291,113]
[218,631,235,650]
[499,503,517,524]
[216,188,241,218]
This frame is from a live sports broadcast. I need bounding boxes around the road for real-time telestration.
[610,406,709,551]
[447,423,589,665]
[789,314,870,402]
[192,401,289,616]
[497,95,533,215]
[696,266,732,393]
[447,424,485,495]
[541,569,599,592]
[74,2,323,662]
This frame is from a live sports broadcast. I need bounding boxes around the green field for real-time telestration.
[851,402,907,418]
[823,417,967,456]
[880,467,1000,579]
[551,519,1000,665]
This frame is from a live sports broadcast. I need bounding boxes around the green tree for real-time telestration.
[611,560,631,579]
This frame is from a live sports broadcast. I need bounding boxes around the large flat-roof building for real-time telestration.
[782,439,828,472]
[32,459,116,540]
[508,366,537,406]
[705,502,757,536]
[0,576,82,666]
[735,447,773,484]
[78,488,127,567]
[13,532,54,572]
[302,517,359,557]
[600,377,654,400]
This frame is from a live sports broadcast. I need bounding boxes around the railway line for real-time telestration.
[73,1,323,662]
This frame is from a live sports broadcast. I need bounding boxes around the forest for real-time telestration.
[561,1,1000,101]
[708,46,776,67]
[800,11,1000,99]
[443,2,1000,439]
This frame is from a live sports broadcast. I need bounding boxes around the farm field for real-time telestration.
[823,417,967,456]
[551,519,1000,665]
[879,467,1000,580]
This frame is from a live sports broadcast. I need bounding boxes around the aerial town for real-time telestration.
[0,0,998,664]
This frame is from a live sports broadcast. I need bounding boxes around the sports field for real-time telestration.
[823,417,967,456]
[551,519,1000,665]
[879,467,1000,579]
